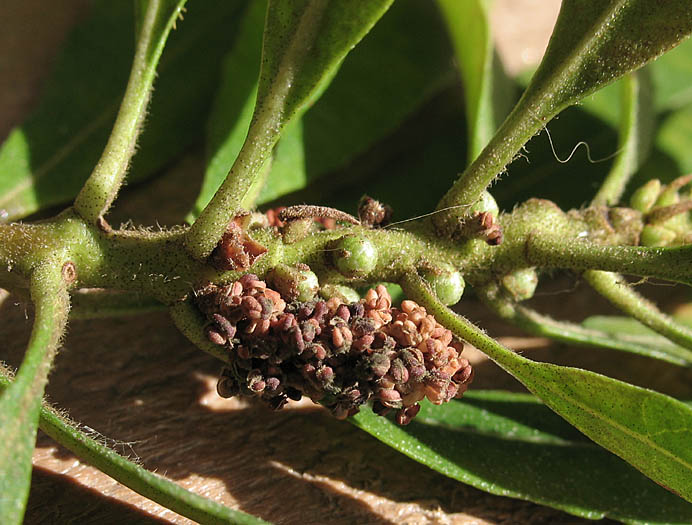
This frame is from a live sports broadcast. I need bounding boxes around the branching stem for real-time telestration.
[74,0,187,224]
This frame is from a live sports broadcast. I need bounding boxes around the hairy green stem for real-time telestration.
[0,264,70,524]
[0,367,268,525]
[584,270,692,357]
[591,73,647,206]
[74,0,187,223]
[185,1,329,261]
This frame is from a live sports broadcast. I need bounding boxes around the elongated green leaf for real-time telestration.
[435,0,692,233]
[186,0,394,259]
[0,265,69,524]
[583,315,692,364]
[402,272,692,503]
[0,367,268,525]
[353,392,692,523]
[436,0,512,163]
[0,1,245,221]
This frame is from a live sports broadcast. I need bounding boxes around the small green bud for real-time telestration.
[640,224,677,247]
[319,284,361,303]
[332,236,378,278]
[267,264,319,301]
[469,190,499,217]
[422,263,465,306]
[629,179,661,213]
[654,185,679,208]
[501,267,538,302]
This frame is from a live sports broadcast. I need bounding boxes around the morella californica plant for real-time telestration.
[1,1,692,523]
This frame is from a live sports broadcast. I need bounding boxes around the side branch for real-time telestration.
[74,0,187,224]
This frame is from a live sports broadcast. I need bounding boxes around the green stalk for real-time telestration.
[0,367,268,525]
[479,283,692,366]
[584,270,692,357]
[74,0,187,224]
[591,73,650,206]
[0,264,70,524]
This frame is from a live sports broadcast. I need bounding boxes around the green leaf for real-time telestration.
[0,265,69,524]
[185,0,395,259]
[402,272,692,503]
[434,0,692,233]
[436,0,512,163]
[650,36,692,111]
[187,0,266,222]
[258,0,455,206]
[0,0,246,222]
[352,392,692,522]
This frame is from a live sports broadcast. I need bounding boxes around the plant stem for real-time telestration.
[0,264,70,524]
[592,73,650,206]
[584,270,692,357]
[74,0,187,224]
[170,301,232,364]
[478,283,692,366]
[0,367,269,525]
[524,234,692,286]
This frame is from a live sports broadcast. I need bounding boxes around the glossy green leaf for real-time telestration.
[185,0,395,259]
[434,0,692,233]
[0,0,246,221]
[436,0,512,163]
[353,391,692,522]
[402,272,692,503]
[0,266,69,524]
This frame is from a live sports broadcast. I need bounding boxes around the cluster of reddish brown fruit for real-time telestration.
[195,274,473,425]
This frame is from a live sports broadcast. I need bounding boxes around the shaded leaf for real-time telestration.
[592,70,654,205]
[258,0,455,206]
[74,0,190,222]
[436,0,513,162]
[187,0,266,222]
[0,0,246,221]
[649,36,692,111]
[352,391,692,523]
[189,0,451,221]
